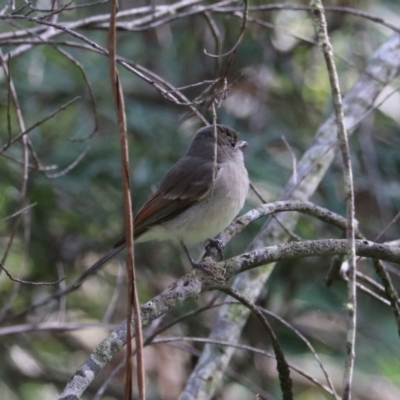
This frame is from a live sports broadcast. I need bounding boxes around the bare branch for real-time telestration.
[0,261,65,285]
[0,96,81,153]
[222,287,293,400]
[58,236,400,398]
[261,308,339,400]
[310,3,357,398]
[0,322,117,336]
[108,0,144,397]
[1,203,36,221]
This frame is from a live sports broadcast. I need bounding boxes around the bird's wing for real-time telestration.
[112,155,219,247]
[74,156,218,286]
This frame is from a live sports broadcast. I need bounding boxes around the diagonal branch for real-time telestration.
[221,287,293,400]
[58,236,400,399]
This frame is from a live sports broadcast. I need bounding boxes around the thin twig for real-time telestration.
[249,183,303,242]
[0,51,30,271]
[222,287,293,400]
[159,338,335,396]
[45,146,89,179]
[372,259,400,334]
[212,4,400,36]
[108,1,145,398]
[56,262,67,323]
[1,203,37,221]
[0,261,65,285]
[102,262,125,324]
[5,56,12,148]
[261,308,339,400]
[0,96,81,153]
[205,0,248,59]
[281,135,297,185]
[216,0,248,99]
[28,0,108,13]
[0,322,117,336]
[375,211,400,242]
[311,3,357,398]
[203,11,222,76]
[50,46,99,141]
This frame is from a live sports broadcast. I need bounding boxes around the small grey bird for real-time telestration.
[74,124,248,286]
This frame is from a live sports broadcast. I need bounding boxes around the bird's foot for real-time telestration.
[206,238,224,261]
[180,240,213,275]
[190,260,213,276]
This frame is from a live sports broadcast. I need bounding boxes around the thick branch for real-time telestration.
[58,238,400,399]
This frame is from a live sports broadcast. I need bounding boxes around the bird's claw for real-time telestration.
[190,261,213,276]
[206,238,224,261]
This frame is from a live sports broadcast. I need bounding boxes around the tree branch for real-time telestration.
[58,237,400,399]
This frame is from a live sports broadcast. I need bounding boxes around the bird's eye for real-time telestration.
[231,141,236,147]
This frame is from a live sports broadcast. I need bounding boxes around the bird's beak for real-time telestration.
[239,140,248,150]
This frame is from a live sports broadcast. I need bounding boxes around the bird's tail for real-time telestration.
[72,244,125,289]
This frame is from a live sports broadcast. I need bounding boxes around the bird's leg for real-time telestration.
[206,238,224,261]
[180,241,212,274]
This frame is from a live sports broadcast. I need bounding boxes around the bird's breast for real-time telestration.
[162,158,249,244]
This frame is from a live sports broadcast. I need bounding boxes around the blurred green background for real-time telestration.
[1,0,400,399]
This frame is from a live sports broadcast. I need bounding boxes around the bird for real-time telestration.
[73,124,249,287]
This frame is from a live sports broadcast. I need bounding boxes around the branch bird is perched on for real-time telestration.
[74,124,249,286]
